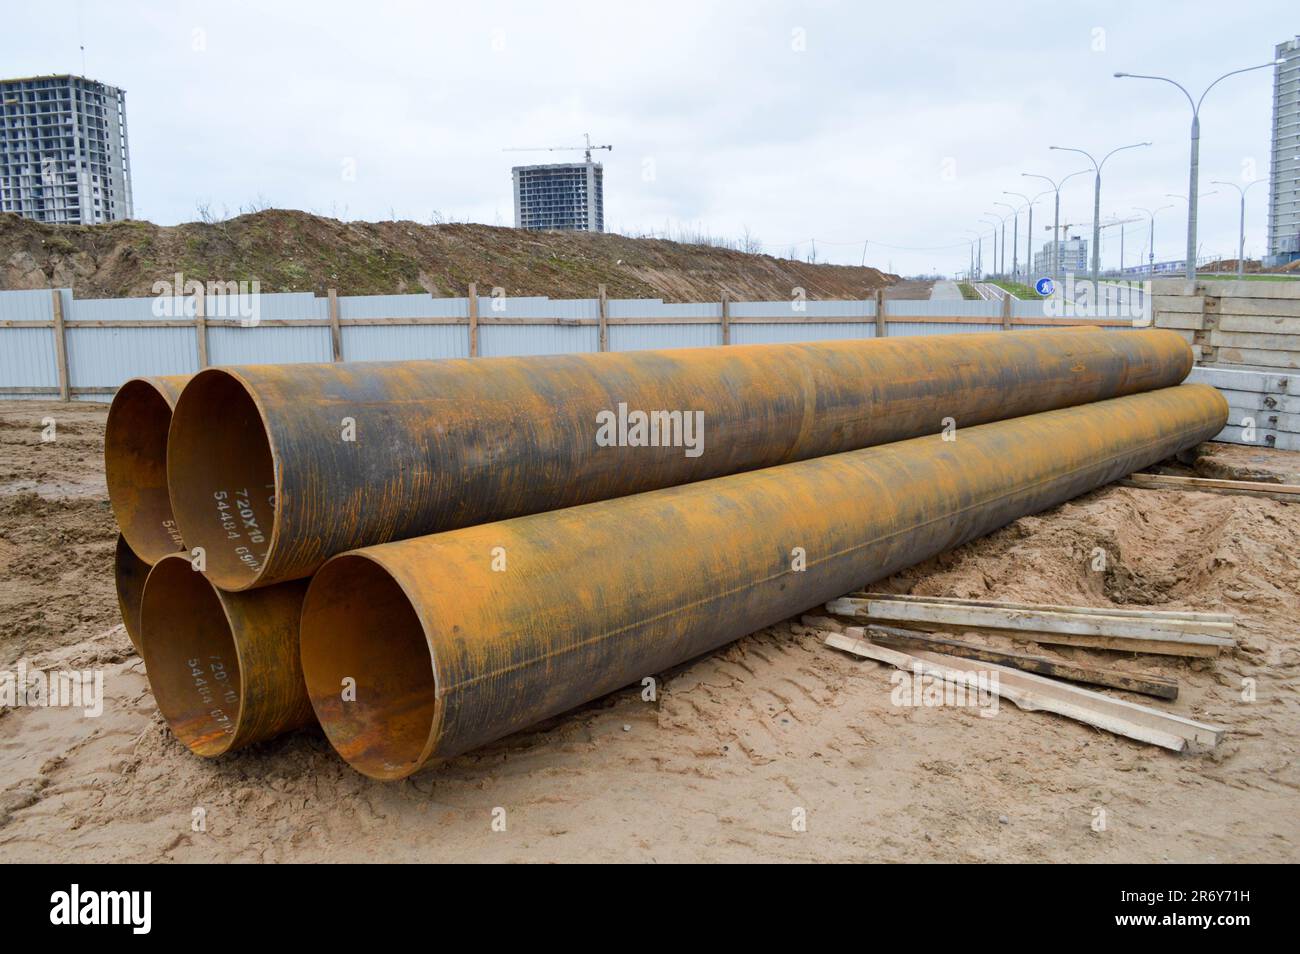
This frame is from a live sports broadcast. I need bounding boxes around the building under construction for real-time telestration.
[512,161,605,232]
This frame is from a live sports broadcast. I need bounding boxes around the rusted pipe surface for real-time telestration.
[299,384,1226,779]
[113,533,150,654]
[105,375,191,563]
[140,553,312,757]
[168,330,1192,590]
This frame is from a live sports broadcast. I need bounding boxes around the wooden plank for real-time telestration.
[1000,290,1012,330]
[825,597,1235,643]
[326,288,343,362]
[194,290,209,368]
[1121,472,1300,503]
[50,289,70,402]
[849,591,1235,624]
[825,631,1224,752]
[720,290,730,345]
[861,623,1179,700]
[597,284,609,353]
[855,618,1221,657]
[874,289,886,339]
[467,282,479,357]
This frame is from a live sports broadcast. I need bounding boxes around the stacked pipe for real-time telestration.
[102,329,1225,778]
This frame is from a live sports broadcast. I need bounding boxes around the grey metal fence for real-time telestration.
[0,284,1136,401]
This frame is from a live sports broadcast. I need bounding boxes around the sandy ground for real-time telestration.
[1,400,1298,863]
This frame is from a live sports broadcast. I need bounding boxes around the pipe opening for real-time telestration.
[105,380,185,562]
[167,370,276,590]
[300,555,438,780]
[140,556,245,756]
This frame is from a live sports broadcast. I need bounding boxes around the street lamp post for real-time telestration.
[995,200,1019,282]
[1003,190,1047,285]
[1133,205,1174,279]
[1115,60,1284,281]
[1164,191,1219,271]
[1048,142,1150,284]
[1022,170,1090,286]
[1210,179,1267,276]
[981,216,1002,276]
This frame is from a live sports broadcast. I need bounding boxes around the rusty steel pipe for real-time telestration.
[168,329,1192,591]
[113,534,150,654]
[139,553,312,757]
[105,375,191,563]
[299,384,1226,780]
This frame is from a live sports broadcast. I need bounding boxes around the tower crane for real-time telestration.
[504,132,613,163]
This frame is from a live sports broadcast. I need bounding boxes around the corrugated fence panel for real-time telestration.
[886,299,1002,318]
[730,299,875,319]
[610,324,724,351]
[0,329,58,390]
[609,299,721,320]
[889,321,1003,336]
[342,325,470,361]
[208,326,334,365]
[68,327,199,385]
[731,323,875,345]
[339,294,465,319]
[480,324,598,357]
[0,290,58,396]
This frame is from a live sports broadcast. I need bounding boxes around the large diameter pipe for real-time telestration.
[140,554,312,756]
[113,534,150,654]
[105,375,191,563]
[168,329,1192,591]
[299,384,1227,780]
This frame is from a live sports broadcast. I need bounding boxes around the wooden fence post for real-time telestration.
[720,290,731,345]
[598,284,609,352]
[467,282,479,357]
[50,288,70,402]
[874,289,886,339]
[194,289,209,368]
[1000,291,1012,330]
[327,288,343,362]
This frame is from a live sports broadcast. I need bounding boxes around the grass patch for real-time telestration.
[957,282,980,300]
[989,279,1043,300]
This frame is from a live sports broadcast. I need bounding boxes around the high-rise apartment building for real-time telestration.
[0,74,133,224]
[1268,37,1300,266]
[512,162,604,232]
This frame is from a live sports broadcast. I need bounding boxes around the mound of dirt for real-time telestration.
[0,210,897,302]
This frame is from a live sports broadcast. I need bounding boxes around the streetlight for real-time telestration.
[1165,191,1218,269]
[1049,142,1151,283]
[995,200,1019,282]
[977,214,998,274]
[1115,59,1285,280]
[961,228,982,281]
[1022,170,1090,285]
[1210,179,1268,276]
[1133,205,1174,278]
[1003,190,1049,284]
[980,216,1002,277]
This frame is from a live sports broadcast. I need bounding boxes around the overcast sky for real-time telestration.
[3,0,1294,276]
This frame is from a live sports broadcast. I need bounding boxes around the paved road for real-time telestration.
[928,280,963,301]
